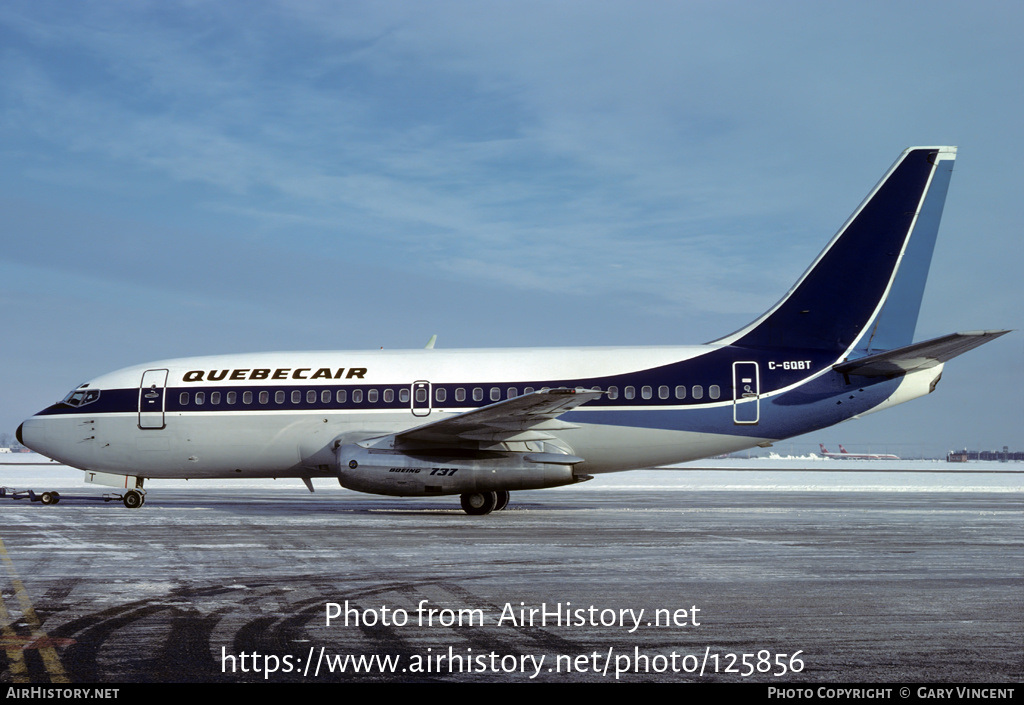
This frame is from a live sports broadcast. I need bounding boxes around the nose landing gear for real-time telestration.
[122,489,146,508]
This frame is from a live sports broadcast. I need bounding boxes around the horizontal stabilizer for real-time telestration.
[834,330,1010,378]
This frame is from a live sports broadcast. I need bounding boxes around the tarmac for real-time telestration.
[1,460,1021,683]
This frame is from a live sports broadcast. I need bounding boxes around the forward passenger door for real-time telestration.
[138,369,168,429]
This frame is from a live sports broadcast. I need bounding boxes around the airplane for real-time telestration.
[819,444,899,460]
[16,146,1009,514]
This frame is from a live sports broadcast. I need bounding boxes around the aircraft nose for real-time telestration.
[17,417,62,462]
[16,419,42,452]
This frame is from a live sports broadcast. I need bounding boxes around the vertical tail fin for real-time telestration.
[858,149,956,354]
[715,147,957,354]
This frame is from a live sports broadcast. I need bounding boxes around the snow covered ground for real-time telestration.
[3,452,1020,495]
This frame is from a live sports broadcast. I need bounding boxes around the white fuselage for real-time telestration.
[19,342,941,485]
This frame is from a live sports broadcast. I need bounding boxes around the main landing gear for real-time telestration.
[459,490,510,515]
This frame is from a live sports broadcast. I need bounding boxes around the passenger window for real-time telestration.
[692,385,703,400]
[210,392,220,405]
[322,390,331,404]
[455,388,466,402]
[276,390,285,404]
[658,385,669,400]
[307,390,316,403]
[336,389,347,403]
[400,388,411,403]
[259,391,269,404]
[473,388,483,402]
[624,386,635,400]
[227,391,237,405]
[490,387,500,401]
[507,387,517,399]
[292,390,301,403]
[383,389,394,403]
[641,386,652,399]
[242,391,253,404]
[524,387,535,395]
[709,385,720,400]
[352,389,363,403]
[179,392,189,405]
[435,388,446,402]
[607,386,618,400]
[368,389,379,403]
[195,392,205,405]
[415,387,427,403]
[675,385,686,399]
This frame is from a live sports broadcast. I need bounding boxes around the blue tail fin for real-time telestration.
[715,147,957,354]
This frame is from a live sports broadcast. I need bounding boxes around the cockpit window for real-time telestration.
[62,386,101,408]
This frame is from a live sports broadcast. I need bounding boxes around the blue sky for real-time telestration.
[1,1,1021,457]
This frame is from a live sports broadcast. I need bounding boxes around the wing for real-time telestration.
[337,388,603,497]
[394,387,603,447]
[834,330,1010,378]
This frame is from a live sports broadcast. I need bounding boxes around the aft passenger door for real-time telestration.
[732,362,760,425]
[138,369,168,429]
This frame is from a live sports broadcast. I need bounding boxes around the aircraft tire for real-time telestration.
[460,491,497,516]
[494,490,510,511]
[40,491,59,505]
[123,490,144,509]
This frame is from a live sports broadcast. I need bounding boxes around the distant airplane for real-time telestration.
[819,444,900,460]
[17,147,1008,513]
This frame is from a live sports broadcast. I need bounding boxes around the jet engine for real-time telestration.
[335,444,587,497]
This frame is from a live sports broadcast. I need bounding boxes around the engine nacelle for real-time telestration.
[336,444,585,497]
